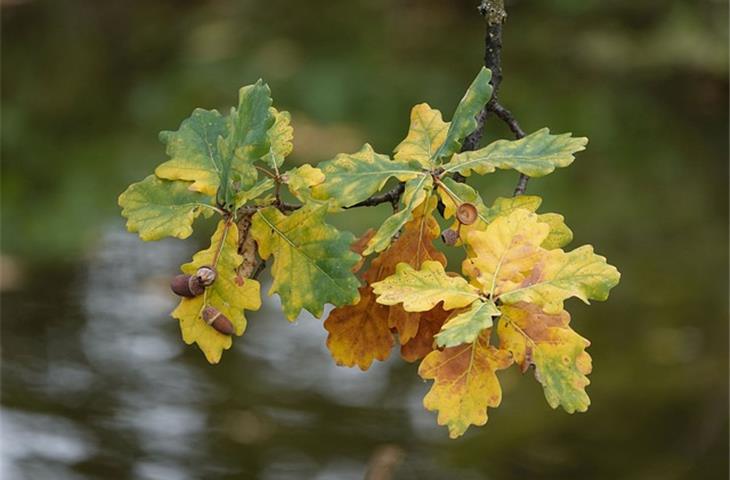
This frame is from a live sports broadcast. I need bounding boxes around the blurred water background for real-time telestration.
[2,1,728,479]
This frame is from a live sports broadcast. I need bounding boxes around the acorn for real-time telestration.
[170,274,205,298]
[202,306,234,335]
[195,266,217,287]
[456,202,478,225]
[441,228,459,246]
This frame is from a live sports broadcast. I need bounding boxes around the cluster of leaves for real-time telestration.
[119,68,620,438]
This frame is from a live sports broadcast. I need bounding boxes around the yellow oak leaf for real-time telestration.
[419,330,512,438]
[498,245,621,314]
[393,103,449,168]
[462,208,549,296]
[172,221,262,364]
[372,260,480,312]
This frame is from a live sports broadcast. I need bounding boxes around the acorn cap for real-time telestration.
[195,266,217,287]
[188,276,205,296]
[456,202,479,225]
[202,306,234,335]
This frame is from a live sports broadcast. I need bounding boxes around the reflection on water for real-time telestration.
[2,225,482,480]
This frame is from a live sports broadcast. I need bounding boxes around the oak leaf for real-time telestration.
[172,221,261,364]
[419,330,512,438]
[250,203,361,320]
[498,303,592,413]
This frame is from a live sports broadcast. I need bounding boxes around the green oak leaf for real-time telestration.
[118,175,215,241]
[234,178,275,208]
[155,80,275,207]
[435,300,500,348]
[443,128,588,177]
[250,203,361,320]
[363,174,433,255]
[173,220,262,364]
[433,67,493,162]
[312,143,421,208]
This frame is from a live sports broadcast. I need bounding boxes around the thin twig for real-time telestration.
[345,183,405,210]
[456,1,530,196]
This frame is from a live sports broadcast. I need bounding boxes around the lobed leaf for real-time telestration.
[156,80,274,206]
[325,198,447,368]
[234,178,275,208]
[118,175,215,241]
[172,221,262,363]
[433,67,494,162]
[250,203,361,320]
[463,208,550,296]
[284,164,325,202]
[400,306,449,362]
[263,108,294,169]
[498,303,592,413]
[324,286,393,370]
[443,128,588,178]
[498,245,621,314]
[372,261,480,312]
[419,330,512,438]
[394,103,449,168]
[311,143,421,208]
[435,300,500,348]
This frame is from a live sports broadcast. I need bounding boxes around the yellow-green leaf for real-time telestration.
[443,128,588,177]
[372,260,480,312]
[118,175,215,241]
[263,108,294,169]
[234,178,274,208]
[419,330,512,438]
[498,303,592,413]
[156,80,274,205]
[363,174,433,255]
[172,221,262,364]
[463,208,550,296]
[498,245,621,314]
[284,164,325,202]
[311,143,421,208]
[433,67,493,161]
[393,103,449,168]
[435,300,500,348]
[485,196,573,249]
[250,203,361,320]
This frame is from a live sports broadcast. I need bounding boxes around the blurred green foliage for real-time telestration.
[2,0,728,479]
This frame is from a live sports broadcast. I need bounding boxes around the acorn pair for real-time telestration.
[170,266,217,297]
[170,266,235,336]
[442,202,478,245]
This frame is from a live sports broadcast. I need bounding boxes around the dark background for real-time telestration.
[2,1,728,479]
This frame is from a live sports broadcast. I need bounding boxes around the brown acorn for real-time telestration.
[441,228,459,246]
[202,306,234,336]
[456,202,478,225]
[195,266,217,287]
[170,274,205,298]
